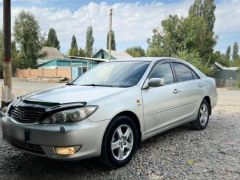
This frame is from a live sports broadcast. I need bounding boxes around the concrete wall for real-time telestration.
[17,68,71,80]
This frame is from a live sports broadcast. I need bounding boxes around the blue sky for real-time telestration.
[0,0,240,55]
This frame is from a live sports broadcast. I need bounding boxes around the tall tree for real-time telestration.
[189,0,203,17]
[107,30,116,50]
[45,28,60,50]
[13,11,41,68]
[68,35,78,56]
[85,26,94,57]
[225,46,231,60]
[203,0,216,32]
[126,47,145,57]
[78,48,85,57]
[147,28,164,57]
[232,42,239,61]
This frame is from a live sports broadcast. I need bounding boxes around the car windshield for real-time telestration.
[73,61,150,87]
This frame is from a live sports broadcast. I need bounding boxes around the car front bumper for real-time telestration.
[1,116,109,160]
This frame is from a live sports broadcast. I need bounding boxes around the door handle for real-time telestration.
[173,88,180,94]
[198,83,204,87]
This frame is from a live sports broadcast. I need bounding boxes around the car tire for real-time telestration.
[100,115,139,168]
[191,99,210,130]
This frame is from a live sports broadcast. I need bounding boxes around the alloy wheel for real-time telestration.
[199,103,209,126]
[111,124,134,161]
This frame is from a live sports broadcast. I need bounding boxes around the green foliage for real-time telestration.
[147,15,215,61]
[146,29,164,57]
[78,48,85,57]
[13,11,41,68]
[147,0,217,75]
[211,51,230,67]
[203,0,216,32]
[232,42,239,61]
[225,46,231,60]
[189,0,204,17]
[69,35,78,56]
[126,46,145,57]
[177,51,213,75]
[85,26,94,57]
[45,28,60,50]
[107,30,116,50]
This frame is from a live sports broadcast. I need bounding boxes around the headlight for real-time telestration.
[42,106,98,124]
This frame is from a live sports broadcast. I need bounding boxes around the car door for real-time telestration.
[171,62,205,121]
[142,62,181,135]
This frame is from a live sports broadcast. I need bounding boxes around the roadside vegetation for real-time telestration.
[0,0,240,77]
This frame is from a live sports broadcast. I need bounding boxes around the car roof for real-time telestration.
[110,57,178,63]
[108,57,206,78]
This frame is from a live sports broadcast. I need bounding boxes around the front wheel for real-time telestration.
[191,99,210,130]
[100,116,139,168]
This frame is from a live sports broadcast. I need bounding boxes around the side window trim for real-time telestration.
[191,69,200,79]
[171,62,198,82]
[148,61,175,85]
[142,60,175,88]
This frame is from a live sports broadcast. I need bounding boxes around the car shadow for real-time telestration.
[0,123,196,178]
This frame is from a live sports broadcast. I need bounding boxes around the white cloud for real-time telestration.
[0,0,240,53]
[215,0,240,34]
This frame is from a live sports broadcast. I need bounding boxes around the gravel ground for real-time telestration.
[0,81,239,180]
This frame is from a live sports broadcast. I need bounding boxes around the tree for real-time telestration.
[203,0,216,32]
[225,46,231,60]
[188,0,216,59]
[85,26,94,57]
[189,0,204,17]
[212,51,230,67]
[78,48,85,57]
[126,46,145,57]
[232,42,239,61]
[107,30,116,50]
[45,28,60,50]
[178,50,214,75]
[68,35,78,56]
[147,28,164,57]
[13,11,41,68]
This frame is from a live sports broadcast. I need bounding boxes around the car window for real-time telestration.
[191,70,199,79]
[172,63,194,82]
[149,63,174,85]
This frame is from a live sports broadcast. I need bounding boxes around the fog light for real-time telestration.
[54,146,81,155]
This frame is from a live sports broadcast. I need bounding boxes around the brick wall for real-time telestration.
[17,68,72,80]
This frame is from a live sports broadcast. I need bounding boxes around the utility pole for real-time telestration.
[2,0,13,108]
[108,8,113,61]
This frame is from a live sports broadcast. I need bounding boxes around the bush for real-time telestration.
[177,51,214,76]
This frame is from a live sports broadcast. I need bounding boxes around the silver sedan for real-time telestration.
[1,58,218,168]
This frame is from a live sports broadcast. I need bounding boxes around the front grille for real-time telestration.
[11,107,45,123]
[11,141,45,155]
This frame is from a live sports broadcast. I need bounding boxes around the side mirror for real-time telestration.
[148,78,165,88]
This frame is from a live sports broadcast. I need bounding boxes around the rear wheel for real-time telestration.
[191,99,210,130]
[100,115,138,168]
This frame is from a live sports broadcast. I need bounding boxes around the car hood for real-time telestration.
[23,85,128,104]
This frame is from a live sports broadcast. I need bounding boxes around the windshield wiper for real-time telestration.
[80,84,114,87]
[66,82,76,86]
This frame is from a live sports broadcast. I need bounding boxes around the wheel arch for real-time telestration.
[203,96,211,115]
[110,111,142,146]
